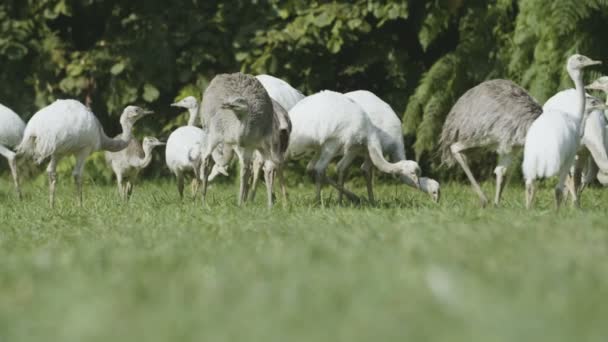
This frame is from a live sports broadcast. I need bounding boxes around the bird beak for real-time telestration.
[171,102,181,108]
[143,109,154,115]
[585,60,602,67]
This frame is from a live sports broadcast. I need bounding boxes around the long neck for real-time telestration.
[367,133,399,174]
[100,120,133,152]
[573,73,586,122]
[187,105,199,126]
[135,146,155,168]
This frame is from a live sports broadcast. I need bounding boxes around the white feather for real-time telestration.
[0,103,25,148]
[523,107,581,180]
[18,100,103,163]
[256,74,305,111]
[165,126,205,175]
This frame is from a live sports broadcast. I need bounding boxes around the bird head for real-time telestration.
[142,137,165,150]
[419,177,441,203]
[585,98,608,113]
[586,76,608,93]
[221,96,249,119]
[120,106,153,126]
[208,164,230,182]
[567,54,601,76]
[171,96,198,110]
[395,160,421,188]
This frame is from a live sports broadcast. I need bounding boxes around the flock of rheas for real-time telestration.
[1,54,607,210]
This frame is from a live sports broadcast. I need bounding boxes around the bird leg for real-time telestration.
[555,170,570,210]
[199,140,220,206]
[277,162,288,204]
[116,174,126,201]
[493,154,511,206]
[237,148,253,206]
[249,154,264,202]
[525,179,535,210]
[361,158,375,204]
[176,172,185,200]
[451,142,489,207]
[263,160,276,209]
[47,157,58,208]
[190,178,199,199]
[125,181,133,201]
[73,150,89,207]
[0,145,21,199]
[335,151,357,205]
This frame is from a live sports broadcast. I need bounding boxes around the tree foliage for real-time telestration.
[1,0,607,180]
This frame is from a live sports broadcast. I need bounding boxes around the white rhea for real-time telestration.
[522,54,602,209]
[345,90,440,203]
[164,96,230,199]
[255,74,305,111]
[287,90,420,204]
[17,100,152,207]
[105,136,165,201]
[0,103,26,199]
[540,88,608,204]
[584,76,608,186]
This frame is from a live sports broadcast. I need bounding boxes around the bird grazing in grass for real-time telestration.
[106,136,165,201]
[0,103,25,199]
[345,90,440,203]
[287,90,420,204]
[17,100,152,207]
[523,54,602,209]
[197,72,288,208]
[440,80,543,207]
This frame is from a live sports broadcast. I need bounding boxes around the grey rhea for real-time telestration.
[197,72,285,208]
[105,136,165,201]
[439,79,543,207]
[249,99,292,203]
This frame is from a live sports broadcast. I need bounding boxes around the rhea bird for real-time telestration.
[0,103,26,198]
[197,72,289,208]
[583,76,608,186]
[345,90,440,203]
[523,54,602,209]
[287,90,420,204]
[440,79,543,207]
[105,136,165,201]
[17,100,152,207]
[249,74,302,201]
[164,96,232,199]
[541,89,608,203]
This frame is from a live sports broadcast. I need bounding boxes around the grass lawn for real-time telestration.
[1,177,607,342]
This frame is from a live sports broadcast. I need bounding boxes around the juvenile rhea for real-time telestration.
[523,54,602,209]
[287,91,420,204]
[17,100,151,207]
[0,103,26,198]
[106,136,165,201]
[197,72,286,208]
[165,96,231,199]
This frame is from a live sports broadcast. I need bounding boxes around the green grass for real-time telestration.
[1,177,608,342]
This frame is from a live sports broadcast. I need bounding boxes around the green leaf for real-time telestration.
[142,84,160,103]
[110,62,126,75]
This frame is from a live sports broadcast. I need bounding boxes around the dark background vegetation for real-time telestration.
[2,0,608,181]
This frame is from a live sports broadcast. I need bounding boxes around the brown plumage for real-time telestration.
[439,79,543,207]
